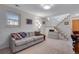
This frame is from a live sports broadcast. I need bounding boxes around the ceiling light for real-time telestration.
[43,5,51,10]
[41,4,54,10]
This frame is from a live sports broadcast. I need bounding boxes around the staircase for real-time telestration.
[54,26,68,40]
[54,14,71,40]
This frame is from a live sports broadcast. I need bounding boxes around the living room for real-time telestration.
[1,4,79,54]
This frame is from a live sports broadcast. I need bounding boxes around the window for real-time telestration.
[7,11,20,26]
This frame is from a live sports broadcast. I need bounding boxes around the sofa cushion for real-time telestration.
[15,37,34,46]
[32,36,44,40]
[14,35,44,46]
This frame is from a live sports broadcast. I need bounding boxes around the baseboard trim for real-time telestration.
[0,47,11,54]
[0,47,9,50]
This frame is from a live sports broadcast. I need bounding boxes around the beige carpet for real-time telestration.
[17,38,74,54]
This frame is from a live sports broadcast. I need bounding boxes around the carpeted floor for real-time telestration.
[17,38,74,54]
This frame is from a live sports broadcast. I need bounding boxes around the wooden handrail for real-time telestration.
[56,15,70,27]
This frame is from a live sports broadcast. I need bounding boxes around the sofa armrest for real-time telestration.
[9,38,16,52]
[40,34,45,40]
[35,34,45,40]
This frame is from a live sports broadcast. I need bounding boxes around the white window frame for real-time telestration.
[6,11,21,27]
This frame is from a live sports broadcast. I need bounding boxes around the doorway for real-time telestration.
[72,19,79,32]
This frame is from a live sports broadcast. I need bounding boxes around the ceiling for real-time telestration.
[6,4,79,17]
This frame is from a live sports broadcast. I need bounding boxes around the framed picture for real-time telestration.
[26,19,32,24]
[64,21,69,25]
[42,21,45,24]
[49,29,54,32]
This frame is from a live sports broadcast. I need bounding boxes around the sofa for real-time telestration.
[9,32,45,53]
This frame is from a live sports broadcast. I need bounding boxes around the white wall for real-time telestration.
[40,18,55,37]
[0,5,42,49]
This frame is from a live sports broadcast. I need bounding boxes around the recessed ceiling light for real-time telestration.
[41,4,54,10]
[43,5,51,10]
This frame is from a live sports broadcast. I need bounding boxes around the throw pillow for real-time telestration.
[17,33,23,39]
[19,32,27,38]
[34,31,41,36]
[11,33,21,40]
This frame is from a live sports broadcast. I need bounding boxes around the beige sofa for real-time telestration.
[9,32,45,53]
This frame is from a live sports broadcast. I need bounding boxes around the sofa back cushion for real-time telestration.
[27,32,34,37]
[30,32,34,37]
[27,32,30,37]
